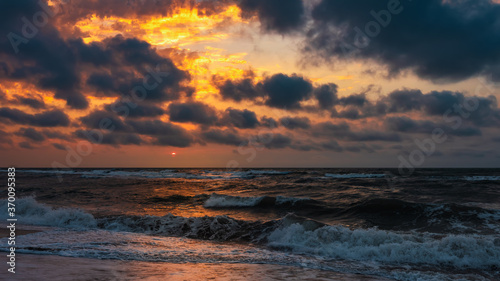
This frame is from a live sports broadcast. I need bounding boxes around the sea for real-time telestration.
[1,168,499,280]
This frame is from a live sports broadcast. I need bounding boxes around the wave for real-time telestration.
[324,173,387,179]
[202,195,500,234]
[1,197,499,270]
[267,220,500,269]
[0,197,96,228]
[10,194,496,237]
[7,230,497,281]
[203,194,312,208]
[340,198,500,234]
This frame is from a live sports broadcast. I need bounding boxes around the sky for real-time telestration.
[1,0,500,168]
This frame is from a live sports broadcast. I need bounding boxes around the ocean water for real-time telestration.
[1,168,499,280]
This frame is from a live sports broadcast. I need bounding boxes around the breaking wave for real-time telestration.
[2,197,499,270]
[203,194,311,208]
[0,197,96,228]
[267,221,500,269]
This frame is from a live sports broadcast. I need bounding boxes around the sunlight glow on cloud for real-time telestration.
[74,5,246,47]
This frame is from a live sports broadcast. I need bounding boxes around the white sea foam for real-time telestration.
[267,223,500,269]
[0,197,96,228]
[324,173,387,179]
[4,197,499,270]
[2,225,493,281]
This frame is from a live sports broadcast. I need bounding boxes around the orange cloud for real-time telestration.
[73,5,246,48]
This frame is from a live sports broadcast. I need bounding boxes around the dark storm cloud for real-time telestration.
[260,133,292,149]
[339,93,367,107]
[217,77,261,102]
[80,36,192,101]
[154,135,192,147]
[280,116,310,130]
[260,116,278,128]
[14,95,46,109]
[0,0,190,109]
[126,120,193,147]
[238,0,306,34]
[347,131,401,142]
[330,108,362,120]
[75,130,143,146]
[320,140,343,152]
[0,108,70,127]
[0,1,88,109]
[215,72,497,126]
[86,73,115,93]
[314,83,338,109]
[214,73,314,109]
[214,74,337,110]
[319,88,500,127]
[19,141,34,149]
[201,129,245,146]
[223,108,260,129]
[52,143,66,150]
[384,116,482,137]
[313,121,401,142]
[80,110,128,131]
[104,101,165,118]
[202,129,295,150]
[42,129,71,140]
[385,116,436,134]
[306,0,500,82]
[381,89,424,113]
[380,89,499,126]
[262,74,313,109]
[16,127,45,142]
[212,71,264,102]
[168,102,219,125]
[0,93,46,109]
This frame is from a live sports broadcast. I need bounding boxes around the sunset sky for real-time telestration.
[1,0,500,168]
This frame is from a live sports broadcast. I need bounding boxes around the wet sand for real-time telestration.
[0,228,40,238]
[0,225,391,280]
[0,254,392,281]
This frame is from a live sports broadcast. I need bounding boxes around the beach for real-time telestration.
[1,254,391,281]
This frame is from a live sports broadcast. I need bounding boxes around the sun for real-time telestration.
[171,152,176,157]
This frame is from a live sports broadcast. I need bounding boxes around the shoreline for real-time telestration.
[0,254,391,281]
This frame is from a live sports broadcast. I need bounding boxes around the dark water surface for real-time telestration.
[1,168,499,280]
